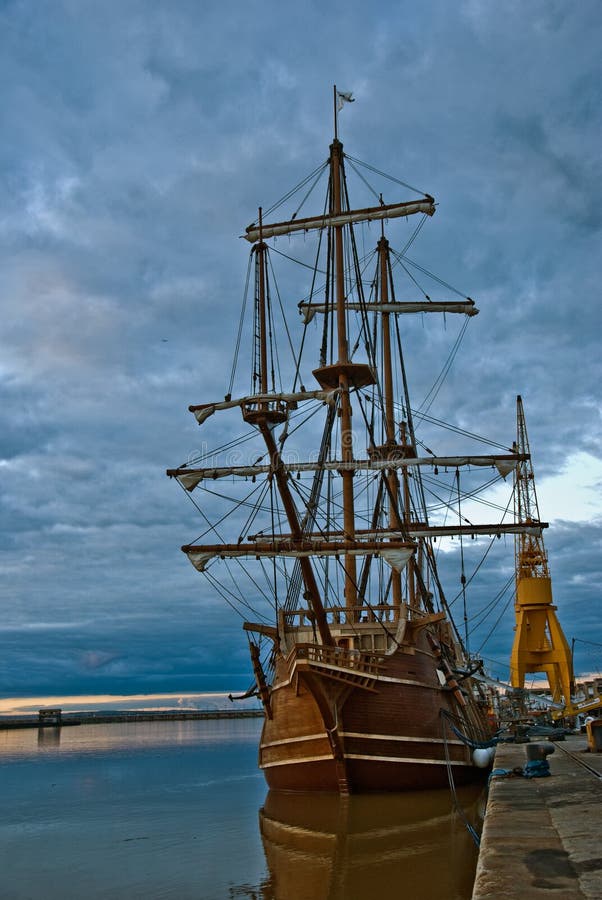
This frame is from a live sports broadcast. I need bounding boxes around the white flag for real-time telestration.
[337,91,355,112]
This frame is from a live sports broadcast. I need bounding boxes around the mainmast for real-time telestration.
[331,136,359,618]
[256,217,268,398]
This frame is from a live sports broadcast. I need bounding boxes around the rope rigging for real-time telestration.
[228,252,253,399]
[475,582,515,656]
[417,316,472,417]
[177,140,525,697]
[343,153,431,199]
[408,408,513,452]
[260,160,329,221]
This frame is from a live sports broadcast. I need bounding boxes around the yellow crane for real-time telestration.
[510,395,574,711]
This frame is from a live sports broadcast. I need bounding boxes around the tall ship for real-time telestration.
[167,90,548,793]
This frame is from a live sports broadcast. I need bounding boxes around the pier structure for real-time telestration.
[37,708,62,726]
[473,734,601,899]
[0,708,264,730]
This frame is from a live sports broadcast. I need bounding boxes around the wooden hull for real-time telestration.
[256,630,491,794]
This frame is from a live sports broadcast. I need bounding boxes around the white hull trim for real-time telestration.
[260,731,465,751]
[260,753,472,769]
[261,732,327,749]
[340,731,464,746]
[345,753,473,767]
[261,753,334,768]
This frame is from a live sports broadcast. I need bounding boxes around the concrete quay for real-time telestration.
[472,735,601,899]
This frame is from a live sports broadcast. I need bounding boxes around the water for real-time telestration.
[0,720,481,899]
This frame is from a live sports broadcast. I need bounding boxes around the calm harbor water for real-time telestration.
[0,719,481,899]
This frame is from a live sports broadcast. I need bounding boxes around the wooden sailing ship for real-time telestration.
[167,89,547,793]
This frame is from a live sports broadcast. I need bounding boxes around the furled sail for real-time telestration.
[183,539,415,569]
[243,198,435,243]
[182,522,546,569]
[380,548,414,572]
[188,389,338,425]
[299,299,479,323]
[167,453,525,491]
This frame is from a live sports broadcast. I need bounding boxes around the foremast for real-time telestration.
[247,215,335,648]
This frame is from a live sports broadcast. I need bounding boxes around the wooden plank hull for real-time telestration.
[257,632,491,793]
[263,756,477,793]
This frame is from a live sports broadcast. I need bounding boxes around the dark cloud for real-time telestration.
[1,1,600,696]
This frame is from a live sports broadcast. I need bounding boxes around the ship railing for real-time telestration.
[283,604,399,627]
[288,643,385,675]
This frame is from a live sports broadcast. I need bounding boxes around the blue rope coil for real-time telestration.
[523,759,550,778]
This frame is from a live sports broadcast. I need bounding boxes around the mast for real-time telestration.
[245,212,334,647]
[377,235,404,611]
[333,84,338,142]
[258,422,335,647]
[330,134,359,620]
[256,211,268,397]
[400,422,417,609]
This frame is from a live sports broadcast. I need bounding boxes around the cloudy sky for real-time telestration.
[1,0,601,699]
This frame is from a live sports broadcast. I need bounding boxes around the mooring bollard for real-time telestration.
[525,741,556,762]
[524,741,555,777]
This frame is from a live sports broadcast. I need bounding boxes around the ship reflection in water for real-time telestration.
[255,787,484,900]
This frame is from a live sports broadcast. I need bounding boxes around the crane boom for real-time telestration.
[510,396,574,710]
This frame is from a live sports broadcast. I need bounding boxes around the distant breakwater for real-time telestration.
[0,708,264,730]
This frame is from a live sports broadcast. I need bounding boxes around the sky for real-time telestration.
[1,0,601,699]
[0,692,260,716]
